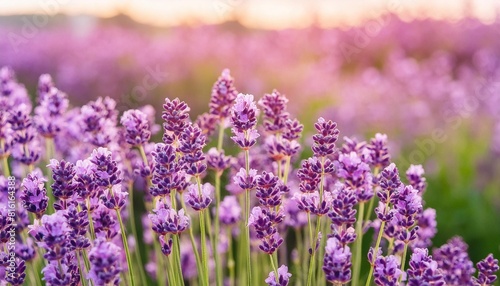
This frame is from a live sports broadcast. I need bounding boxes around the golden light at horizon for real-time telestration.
[0,0,499,29]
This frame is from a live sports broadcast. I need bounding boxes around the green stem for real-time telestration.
[199,210,209,285]
[270,254,279,283]
[307,216,322,286]
[127,185,148,286]
[77,251,88,286]
[214,172,223,286]
[44,138,56,214]
[166,249,178,286]
[365,219,387,286]
[398,243,409,283]
[227,228,235,286]
[244,147,252,286]
[180,197,203,285]
[153,235,166,286]
[172,234,185,285]
[352,202,365,286]
[116,209,135,286]
[86,199,96,240]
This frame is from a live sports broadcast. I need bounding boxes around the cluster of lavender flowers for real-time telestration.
[0,66,498,286]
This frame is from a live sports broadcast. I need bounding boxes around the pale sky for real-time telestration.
[0,0,499,29]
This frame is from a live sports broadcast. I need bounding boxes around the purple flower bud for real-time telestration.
[282,118,303,141]
[162,98,190,144]
[234,168,258,191]
[42,256,80,286]
[195,113,219,137]
[88,239,122,285]
[312,117,339,157]
[323,237,352,284]
[258,89,289,133]
[368,133,390,169]
[231,128,260,150]
[159,235,173,256]
[473,254,499,286]
[185,183,212,211]
[48,159,77,210]
[256,171,287,208]
[231,93,258,132]
[265,265,291,286]
[293,191,332,216]
[63,205,90,250]
[179,123,207,176]
[79,97,118,147]
[328,185,358,244]
[374,201,395,222]
[406,164,427,195]
[218,196,241,225]
[209,69,238,119]
[5,257,26,286]
[249,206,278,238]
[433,237,475,285]
[337,152,374,202]
[31,211,72,261]
[407,248,445,286]
[89,147,122,187]
[38,74,54,98]
[378,163,402,204]
[297,158,321,193]
[92,204,118,240]
[150,143,187,196]
[374,255,402,286]
[34,87,68,138]
[149,202,190,235]
[411,208,437,249]
[21,171,48,219]
[101,184,128,210]
[74,159,98,199]
[259,232,284,254]
[120,109,151,146]
[207,147,231,172]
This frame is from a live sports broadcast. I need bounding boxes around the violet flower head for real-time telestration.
[293,191,332,216]
[101,184,128,210]
[74,159,98,199]
[162,98,190,144]
[195,113,218,137]
[378,163,402,204]
[79,97,118,147]
[120,109,151,146]
[473,254,499,286]
[88,239,122,285]
[209,68,238,119]
[92,204,118,240]
[282,118,303,141]
[312,117,339,157]
[297,158,321,193]
[323,237,352,284]
[233,167,258,191]
[248,206,278,239]
[178,123,207,176]
[149,202,190,235]
[34,87,69,138]
[48,159,77,210]
[341,137,369,161]
[0,111,12,157]
[368,133,390,169]
[5,257,26,286]
[186,183,213,211]
[206,147,231,172]
[373,255,403,286]
[150,143,187,197]
[406,164,427,195]
[256,171,287,208]
[32,211,72,261]
[218,195,241,225]
[89,147,122,187]
[258,89,290,133]
[265,265,291,286]
[21,171,48,219]
[63,204,90,250]
[412,208,437,249]
[328,185,358,244]
[37,73,54,98]
[433,237,475,285]
[231,93,259,149]
[407,248,446,286]
[159,235,173,256]
[337,151,373,202]
[42,256,79,286]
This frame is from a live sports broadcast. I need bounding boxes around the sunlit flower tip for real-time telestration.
[88,239,122,285]
[312,117,340,157]
[149,203,190,235]
[89,147,122,187]
[265,265,291,286]
[406,164,427,194]
[162,98,190,143]
[474,254,499,286]
[38,73,54,96]
[231,93,258,131]
[373,255,403,286]
[120,109,151,146]
[101,184,128,210]
[209,68,238,119]
[368,133,390,168]
[378,163,402,203]
[433,237,475,286]
[323,237,352,284]
[258,89,290,133]
[234,167,258,190]
[218,195,241,225]
[231,128,260,149]
[186,183,213,211]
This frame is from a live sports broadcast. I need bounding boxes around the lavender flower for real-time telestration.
[150,143,187,197]
[218,196,241,225]
[92,204,118,240]
[406,164,427,195]
[21,171,48,219]
[231,93,259,149]
[377,163,402,204]
[367,133,390,169]
[101,184,128,210]
[37,74,54,98]
[79,97,118,147]
[258,89,289,133]
[209,68,238,119]
[265,265,291,286]
[233,168,258,192]
[206,147,231,172]
[89,147,122,187]
[337,151,373,202]
[63,204,90,250]
[473,254,499,286]
[48,159,77,210]
[186,183,213,211]
[312,117,339,157]
[88,239,122,285]
[42,254,79,286]
[394,185,422,243]
[30,211,72,261]
[433,237,475,285]
[162,98,190,144]
[5,257,26,286]
[149,202,190,235]
[34,87,68,138]
[159,235,173,256]
[323,237,352,284]
[256,171,287,208]
[407,248,445,286]
[328,185,357,244]
[373,255,402,286]
[179,123,207,176]
[412,208,437,249]
[74,159,98,199]
[120,109,151,146]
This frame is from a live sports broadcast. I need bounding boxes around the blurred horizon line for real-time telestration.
[1,0,500,29]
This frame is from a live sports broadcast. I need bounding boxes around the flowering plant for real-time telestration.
[0,67,498,286]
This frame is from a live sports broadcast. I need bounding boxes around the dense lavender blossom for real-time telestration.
[29,212,72,261]
[37,74,54,98]
[88,239,122,285]
[367,133,390,169]
[407,248,445,286]
[34,87,68,138]
[377,163,402,204]
[209,69,238,119]
[149,202,190,234]
[89,147,122,187]
[323,237,352,284]
[312,117,339,157]
[412,208,437,249]
[231,94,260,149]
[5,257,26,286]
[256,171,287,208]
[92,204,118,239]
[79,97,118,147]
[265,265,291,286]
[162,98,190,144]
[63,205,90,250]
[42,253,79,286]
[150,143,187,197]
[179,123,207,176]
[206,147,231,172]
[101,184,128,210]
[218,195,241,225]
[259,89,289,133]
[433,237,475,285]
[337,152,373,202]
[393,185,422,243]
[120,109,151,146]
[48,159,77,210]
[328,185,357,244]
[8,104,40,165]
[186,183,213,211]
[248,206,284,253]
[73,159,98,199]
[20,171,48,218]
[406,164,427,195]
[473,254,499,286]
[373,255,402,286]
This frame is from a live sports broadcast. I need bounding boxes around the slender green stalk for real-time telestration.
[398,243,409,283]
[213,172,223,286]
[126,184,148,286]
[180,197,204,285]
[363,167,380,225]
[115,209,135,286]
[86,199,96,240]
[199,210,209,285]
[270,254,279,283]
[243,146,252,286]
[307,216,322,286]
[76,251,88,286]
[166,250,178,286]
[172,234,185,285]
[365,219,387,286]
[352,202,365,286]
[227,228,235,286]
[153,235,166,286]
[44,138,56,213]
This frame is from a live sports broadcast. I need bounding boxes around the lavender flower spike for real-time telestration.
[120,109,151,146]
[323,237,352,284]
[473,254,499,286]
[373,255,403,286]
[231,93,259,149]
[88,239,122,285]
[21,171,48,219]
[186,182,213,211]
[265,265,292,286]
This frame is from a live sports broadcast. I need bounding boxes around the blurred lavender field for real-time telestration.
[1,14,500,262]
